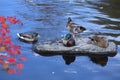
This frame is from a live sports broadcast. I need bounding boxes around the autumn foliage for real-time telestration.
[0,16,26,74]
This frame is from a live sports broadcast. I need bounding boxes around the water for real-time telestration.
[0,0,120,80]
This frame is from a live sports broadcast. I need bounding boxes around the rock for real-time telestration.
[33,36,117,57]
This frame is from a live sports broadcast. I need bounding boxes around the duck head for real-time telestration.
[68,17,72,23]
[64,33,73,40]
[63,33,75,47]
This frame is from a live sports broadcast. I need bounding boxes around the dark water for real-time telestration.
[0,0,120,80]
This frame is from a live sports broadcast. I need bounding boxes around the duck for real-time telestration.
[17,32,40,43]
[66,17,86,34]
[62,33,75,47]
[89,35,109,48]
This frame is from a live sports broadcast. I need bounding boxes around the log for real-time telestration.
[33,36,117,57]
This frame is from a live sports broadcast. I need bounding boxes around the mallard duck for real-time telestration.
[89,35,109,48]
[17,32,40,43]
[66,17,86,34]
[62,33,75,47]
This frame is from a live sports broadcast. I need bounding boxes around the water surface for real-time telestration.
[0,0,120,80]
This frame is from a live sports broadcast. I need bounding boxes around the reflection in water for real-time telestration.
[100,0,120,18]
[0,0,120,79]
[87,0,120,18]
[37,52,112,67]
[88,0,120,30]
[89,55,108,67]
[62,54,108,66]
[20,0,69,27]
[62,55,76,65]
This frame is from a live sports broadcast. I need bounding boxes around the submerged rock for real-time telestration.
[33,36,117,57]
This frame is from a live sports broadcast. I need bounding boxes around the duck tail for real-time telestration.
[17,33,21,37]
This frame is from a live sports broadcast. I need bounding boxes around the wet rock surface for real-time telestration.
[33,35,117,57]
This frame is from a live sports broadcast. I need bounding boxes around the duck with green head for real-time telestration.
[62,33,75,47]
[66,17,86,34]
[17,32,40,43]
[89,35,109,48]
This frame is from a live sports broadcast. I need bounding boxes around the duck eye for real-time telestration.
[91,38,94,41]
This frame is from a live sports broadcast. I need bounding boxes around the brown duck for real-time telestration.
[66,17,86,34]
[89,35,109,48]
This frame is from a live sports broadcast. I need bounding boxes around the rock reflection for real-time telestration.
[62,54,108,66]
[36,52,115,67]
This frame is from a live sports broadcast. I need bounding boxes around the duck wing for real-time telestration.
[69,23,79,28]
[17,33,33,39]
[22,34,33,39]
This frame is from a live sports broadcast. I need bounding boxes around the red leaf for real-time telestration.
[0,16,26,74]
[0,53,8,58]
[16,50,21,55]
[1,28,10,34]
[16,20,23,25]
[3,39,11,46]
[8,68,16,74]
[0,39,2,44]
[5,36,11,41]
[2,22,8,28]
[0,46,5,51]
[9,44,21,54]
[7,16,23,25]
[7,16,16,24]
[7,58,16,64]
[20,57,26,61]
[0,59,4,64]
[0,16,6,23]
[17,63,23,69]
[3,62,9,70]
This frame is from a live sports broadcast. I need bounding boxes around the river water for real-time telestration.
[0,0,120,80]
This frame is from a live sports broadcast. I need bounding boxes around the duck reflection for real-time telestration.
[62,55,76,65]
[36,52,111,67]
[62,54,108,66]
[89,55,108,67]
